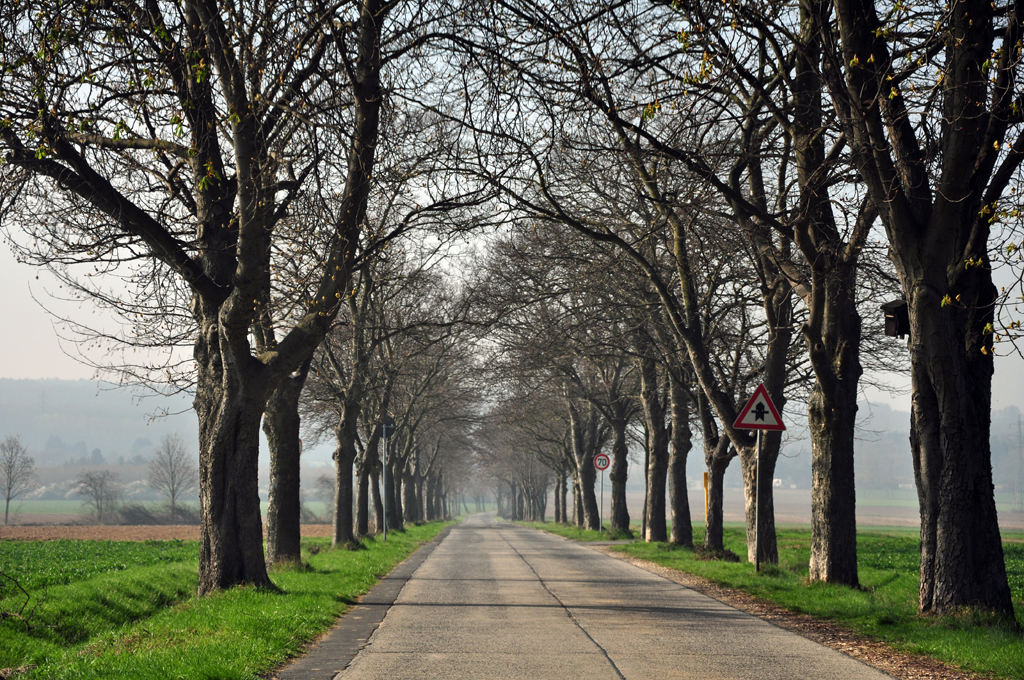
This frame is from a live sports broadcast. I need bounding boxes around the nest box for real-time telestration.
[880,299,910,339]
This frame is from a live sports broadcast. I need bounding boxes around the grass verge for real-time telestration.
[524,522,1024,680]
[514,521,637,541]
[0,522,450,679]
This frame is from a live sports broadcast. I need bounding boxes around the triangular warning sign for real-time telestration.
[734,384,786,431]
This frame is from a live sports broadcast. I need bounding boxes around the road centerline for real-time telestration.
[494,524,628,680]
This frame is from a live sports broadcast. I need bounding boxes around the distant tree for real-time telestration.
[0,435,36,526]
[313,474,336,521]
[75,471,122,524]
[148,434,199,522]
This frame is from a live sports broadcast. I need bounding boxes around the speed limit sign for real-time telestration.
[593,453,610,471]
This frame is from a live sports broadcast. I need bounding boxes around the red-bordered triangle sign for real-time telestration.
[734,384,786,431]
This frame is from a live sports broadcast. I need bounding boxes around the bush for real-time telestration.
[118,503,200,526]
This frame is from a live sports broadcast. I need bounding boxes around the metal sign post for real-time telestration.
[381,425,388,543]
[380,418,396,542]
[733,384,785,573]
[755,430,761,573]
[593,453,610,531]
[703,472,709,529]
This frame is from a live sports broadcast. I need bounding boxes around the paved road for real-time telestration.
[337,513,890,679]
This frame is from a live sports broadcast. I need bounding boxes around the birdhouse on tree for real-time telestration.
[880,300,910,339]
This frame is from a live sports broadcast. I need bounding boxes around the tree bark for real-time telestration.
[826,0,1016,618]
[568,401,601,530]
[403,469,417,524]
[387,457,403,531]
[331,400,361,548]
[355,453,371,537]
[608,415,631,534]
[640,354,668,542]
[668,371,692,546]
[909,286,1012,615]
[807,336,860,584]
[552,476,561,523]
[263,361,311,566]
[704,454,729,552]
[370,465,384,534]
[572,475,582,527]
[559,471,568,523]
[741,433,779,566]
[195,338,273,594]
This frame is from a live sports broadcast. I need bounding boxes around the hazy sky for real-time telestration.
[4,240,1024,418]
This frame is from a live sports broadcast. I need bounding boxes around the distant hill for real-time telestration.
[0,377,337,470]
[0,378,197,466]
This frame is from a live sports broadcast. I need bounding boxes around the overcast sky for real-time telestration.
[4,240,1024,419]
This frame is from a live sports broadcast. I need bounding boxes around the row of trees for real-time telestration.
[462,0,1023,624]
[2,0,1021,624]
[1,433,198,524]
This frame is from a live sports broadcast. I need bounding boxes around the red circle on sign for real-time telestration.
[594,454,610,470]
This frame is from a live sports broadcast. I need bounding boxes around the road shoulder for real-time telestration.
[591,545,992,680]
[266,524,454,680]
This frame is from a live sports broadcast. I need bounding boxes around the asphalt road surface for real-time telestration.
[334,513,890,679]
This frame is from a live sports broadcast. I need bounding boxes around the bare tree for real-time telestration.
[822,0,1021,620]
[75,471,122,524]
[313,474,336,521]
[0,435,36,526]
[148,433,199,522]
[0,0,399,593]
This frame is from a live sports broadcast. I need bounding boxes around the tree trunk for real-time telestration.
[572,476,582,527]
[371,465,384,534]
[194,343,273,594]
[435,476,444,520]
[332,445,357,548]
[807,378,859,584]
[741,435,779,566]
[668,372,692,546]
[641,428,649,540]
[403,470,417,524]
[388,458,404,531]
[424,475,436,521]
[560,472,568,523]
[608,416,631,534]
[806,270,860,586]
[827,0,1015,619]
[416,474,426,522]
[331,403,361,548]
[640,355,668,542]
[909,287,1013,616]
[263,363,310,566]
[704,454,729,551]
[568,402,601,530]
[355,454,371,537]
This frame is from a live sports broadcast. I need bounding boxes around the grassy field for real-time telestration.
[5,500,93,515]
[4,500,204,516]
[519,520,1024,679]
[0,522,449,679]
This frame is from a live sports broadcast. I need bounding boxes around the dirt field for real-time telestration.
[0,524,334,541]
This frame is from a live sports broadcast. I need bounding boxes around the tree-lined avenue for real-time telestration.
[334,514,891,679]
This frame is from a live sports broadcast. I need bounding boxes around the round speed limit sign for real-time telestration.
[593,453,610,471]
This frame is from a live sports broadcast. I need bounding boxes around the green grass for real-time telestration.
[0,522,450,678]
[4,500,205,517]
[514,521,639,541]
[5,500,90,515]
[0,539,197,590]
[599,526,1024,680]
